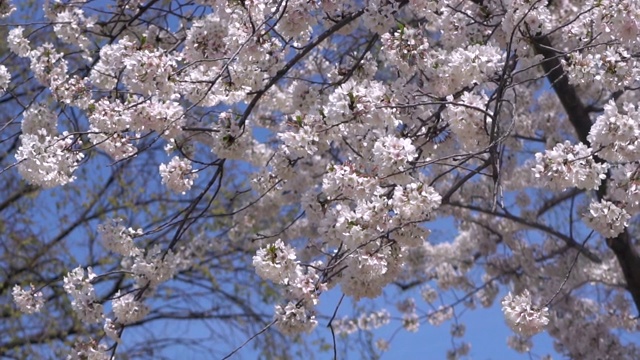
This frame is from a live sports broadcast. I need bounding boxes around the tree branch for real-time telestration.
[532,34,640,314]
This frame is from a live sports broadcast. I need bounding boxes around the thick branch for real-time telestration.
[532,35,591,144]
[607,232,640,312]
[533,34,640,314]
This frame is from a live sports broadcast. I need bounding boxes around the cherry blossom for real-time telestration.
[532,141,608,191]
[158,156,198,194]
[15,131,84,188]
[7,26,30,56]
[4,0,640,358]
[502,290,550,337]
[12,284,45,314]
[111,292,149,325]
[97,218,143,257]
[274,301,318,336]
[253,239,298,285]
[583,200,631,238]
[0,65,9,93]
[63,267,103,324]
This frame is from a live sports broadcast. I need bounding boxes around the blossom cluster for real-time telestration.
[0,65,10,93]
[532,141,608,191]
[609,164,640,211]
[159,156,198,194]
[582,200,630,238]
[63,267,103,324]
[588,100,640,162]
[501,290,550,337]
[444,92,493,151]
[332,309,391,336]
[15,131,84,188]
[97,218,143,257]
[112,292,149,325]
[253,240,324,335]
[12,284,45,314]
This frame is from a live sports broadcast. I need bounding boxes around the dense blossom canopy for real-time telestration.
[2,0,640,359]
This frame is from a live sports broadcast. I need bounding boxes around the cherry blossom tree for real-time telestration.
[2,0,640,358]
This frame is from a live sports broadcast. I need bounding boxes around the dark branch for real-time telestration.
[532,34,640,314]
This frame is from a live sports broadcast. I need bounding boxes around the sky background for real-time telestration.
[211,282,560,360]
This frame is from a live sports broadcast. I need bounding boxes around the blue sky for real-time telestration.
[297,284,560,360]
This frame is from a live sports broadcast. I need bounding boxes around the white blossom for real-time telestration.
[583,200,630,238]
[332,317,358,336]
[376,339,390,352]
[63,267,103,324]
[588,100,640,162]
[428,306,454,326]
[29,43,68,88]
[112,292,149,325]
[501,290,549,337]
[103,318,121,343]
[12,284,45,314]
[532,141,608,190]
[0,65,10,93]
[274,301,317,336]
[507,335,533,353]
[159,156,198,194]
[372,135,417,171]
[391,183,442,223]
[6,0,640,358]
[15,131,84,188]
[357,310,391,330]
[131,245,181,288]
[421,286,438,304]
[53,8,92,49]
[97,218,143,257]
[7,27,30,57]
[444,92,493,151]
[21,103,57,136]
[252,239,298,284]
